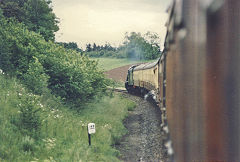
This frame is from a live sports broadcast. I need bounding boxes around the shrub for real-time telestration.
[21,136,35,152]
[22,57,49,95]
[0,17,108,108]
[127,101,136,111]
[16,94,42,138]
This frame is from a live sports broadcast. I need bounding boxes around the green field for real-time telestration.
[91,57,151,71]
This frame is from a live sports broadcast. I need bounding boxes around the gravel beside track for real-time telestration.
[105,64,169,161]
[115,93,169,162]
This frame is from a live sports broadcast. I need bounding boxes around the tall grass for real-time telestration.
[0,73,136,161]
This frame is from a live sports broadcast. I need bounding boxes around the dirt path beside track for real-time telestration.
[115,93,168,162]
[104,64,140,82]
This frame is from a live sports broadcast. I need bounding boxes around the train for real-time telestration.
[125,0,240,161]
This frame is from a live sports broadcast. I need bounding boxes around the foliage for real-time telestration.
[124,32,161,60]
[21,135,35,152]
[0,0,59,41]
[0,74,136,161]
[0,8,3,18]
[86,42,115,52]
[22,57,49,95]
[0,74,43,160]
[126,100,136,111]
[0,17,108,107]
[85,42,117,58]
[84,32,161,60]
[0,1,139,161]
[16,94,42,138]
[57,42,82,53]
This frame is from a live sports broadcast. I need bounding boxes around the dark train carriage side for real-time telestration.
[164,0,240,161]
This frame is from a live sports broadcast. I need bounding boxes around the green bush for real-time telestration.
[17,94,42,138]
[0,17,108,107]
[22,57,49,95]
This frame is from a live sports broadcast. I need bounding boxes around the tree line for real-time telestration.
[84,32,162,60]
[85,43,115,52]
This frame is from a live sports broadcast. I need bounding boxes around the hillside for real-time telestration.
[0,10,136,161]
[0,73,136,161]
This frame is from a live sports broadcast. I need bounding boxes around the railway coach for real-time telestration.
[125,0,240,161]
[125,56,165,106]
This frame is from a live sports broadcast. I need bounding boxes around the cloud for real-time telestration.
[52,0,171,48]
[53,0,170,13]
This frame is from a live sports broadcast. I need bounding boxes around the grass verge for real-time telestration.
[0,74,136,161]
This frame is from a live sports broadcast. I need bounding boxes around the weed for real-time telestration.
[21,136,35,152]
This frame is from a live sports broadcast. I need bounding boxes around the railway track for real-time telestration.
[115,92,169,161]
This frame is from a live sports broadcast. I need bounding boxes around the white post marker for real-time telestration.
[87,123,96,146]
[88,123,96,134]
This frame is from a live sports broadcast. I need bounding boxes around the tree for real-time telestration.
[57,42,82,52]
[86,43,92,52]
[144,31,161,53]
[0,17,108,107]
[0,0,59,41]
[92,43,97,51]
[0,7,3,18]
[123,32,161,60]
[0,0,26,21]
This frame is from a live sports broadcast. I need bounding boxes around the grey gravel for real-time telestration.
[115,93,169,162]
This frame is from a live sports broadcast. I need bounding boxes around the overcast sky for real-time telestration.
[52,0,171,49]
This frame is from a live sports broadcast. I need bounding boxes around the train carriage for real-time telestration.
[133,60,159,91]
[125,59,162,95]
[164,0,240,161]
[125,0,240,161]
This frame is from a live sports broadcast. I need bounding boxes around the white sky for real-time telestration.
[52,0,172,49]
